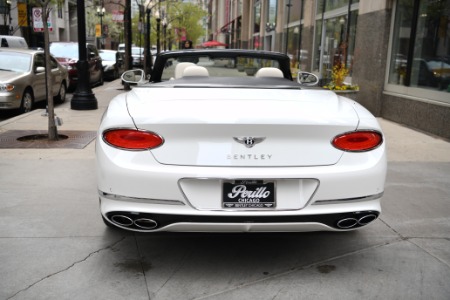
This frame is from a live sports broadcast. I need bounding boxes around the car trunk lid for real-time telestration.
[126,87,359,167]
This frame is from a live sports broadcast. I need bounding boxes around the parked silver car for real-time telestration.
[0,48,68,113]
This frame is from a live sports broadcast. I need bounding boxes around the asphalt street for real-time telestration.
[0,79,449,300]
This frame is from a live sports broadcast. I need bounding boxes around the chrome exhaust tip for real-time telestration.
[336,213,379,229]
[111,215,134,227]
[358,214,378,225]
[336,218,359,229]
[134,218,158,230]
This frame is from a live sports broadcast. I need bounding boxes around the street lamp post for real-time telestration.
[162,17,167,51]
[96,6,105,49]
[285,0,292,54]
[266,22,276,32]
[167,23,172,50]
[144,0,159,76]
[145,7,151,75]
[155,10,161,54]
[71,0,97,110]
[4,0,12,35]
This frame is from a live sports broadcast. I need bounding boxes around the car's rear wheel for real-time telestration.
[20,89,34,114]
[55,82,67,104]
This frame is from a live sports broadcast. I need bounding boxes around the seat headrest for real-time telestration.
[174,62,195,79]
[182,66,209,77]
[255,67,284,78]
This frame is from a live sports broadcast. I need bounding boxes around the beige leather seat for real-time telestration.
[182,66,209,77]
[174,62,195,79]
[255,67,284,78]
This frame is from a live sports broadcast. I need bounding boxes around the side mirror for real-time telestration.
[35,66,45,73]
[121,69,145,84]
[297,71,319,86]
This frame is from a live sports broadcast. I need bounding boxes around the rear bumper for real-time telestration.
[99,194,381,232]
[97,137,386,233]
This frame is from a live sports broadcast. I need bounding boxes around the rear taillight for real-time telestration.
[103,129,163,150]
[332,131,383,152]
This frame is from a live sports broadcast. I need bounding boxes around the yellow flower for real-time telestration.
[323,63,359,91]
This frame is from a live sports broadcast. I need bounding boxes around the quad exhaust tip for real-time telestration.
[107,211,378,231]
[110,214,158,230]
[111,215,134,227]
[336,213,378,229]
[134,218,158,230]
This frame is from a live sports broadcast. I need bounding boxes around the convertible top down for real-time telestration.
[96,49,386,232]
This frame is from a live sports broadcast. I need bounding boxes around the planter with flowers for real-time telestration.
[323,63,359,98]
[236,57,246,72]
[244,59,258,76]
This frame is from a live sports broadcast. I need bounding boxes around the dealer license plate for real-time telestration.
[222,180,276,209]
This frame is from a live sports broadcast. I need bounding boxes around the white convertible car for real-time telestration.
[96,49,386,232]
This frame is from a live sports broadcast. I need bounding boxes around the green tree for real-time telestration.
[86,4,123,46]
[168,2,207,48]
[130,1,208,50]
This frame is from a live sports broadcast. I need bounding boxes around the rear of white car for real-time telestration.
[96,86,386,232]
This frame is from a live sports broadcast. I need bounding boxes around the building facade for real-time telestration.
[2,0,449,140]
[210,0,450,140]
[2,0,126,49]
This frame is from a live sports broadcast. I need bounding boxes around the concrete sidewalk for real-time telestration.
[0,80,449,300]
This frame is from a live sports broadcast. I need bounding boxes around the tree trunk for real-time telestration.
[42,2,58,141]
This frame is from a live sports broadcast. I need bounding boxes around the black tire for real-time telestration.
[20,89,34,114]
[55,82,67,104]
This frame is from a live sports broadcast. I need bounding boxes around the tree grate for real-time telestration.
[0,130,97,149]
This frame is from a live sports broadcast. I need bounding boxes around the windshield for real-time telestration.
[100,51,116,61]
[0,52,31,72]
[160,56,281,81]
[50,43,79,59]
[132,48,143,55]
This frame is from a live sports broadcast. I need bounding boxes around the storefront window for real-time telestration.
[317,0,359,14]
[267,0,277,27]
[287,26,301,66]
[254,0,261,34]
[285,0,302,23]
[313,12,358,84]
[388,0,450,94]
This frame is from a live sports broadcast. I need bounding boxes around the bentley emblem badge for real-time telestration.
[233,137,266,148]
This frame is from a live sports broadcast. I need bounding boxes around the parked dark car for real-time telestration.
[99,49,125,80]
[49,42,103,91]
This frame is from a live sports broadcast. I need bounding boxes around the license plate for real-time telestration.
[223,180,276,209]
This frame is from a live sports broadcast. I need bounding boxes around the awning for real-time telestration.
[219,16,242,33]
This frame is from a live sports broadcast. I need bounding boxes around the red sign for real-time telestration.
[32,7,53,32]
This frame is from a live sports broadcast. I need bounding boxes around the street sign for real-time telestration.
[95,24,101,37]
[18,3,28,27]
[33,7,53,32]
[112,10,124,22]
